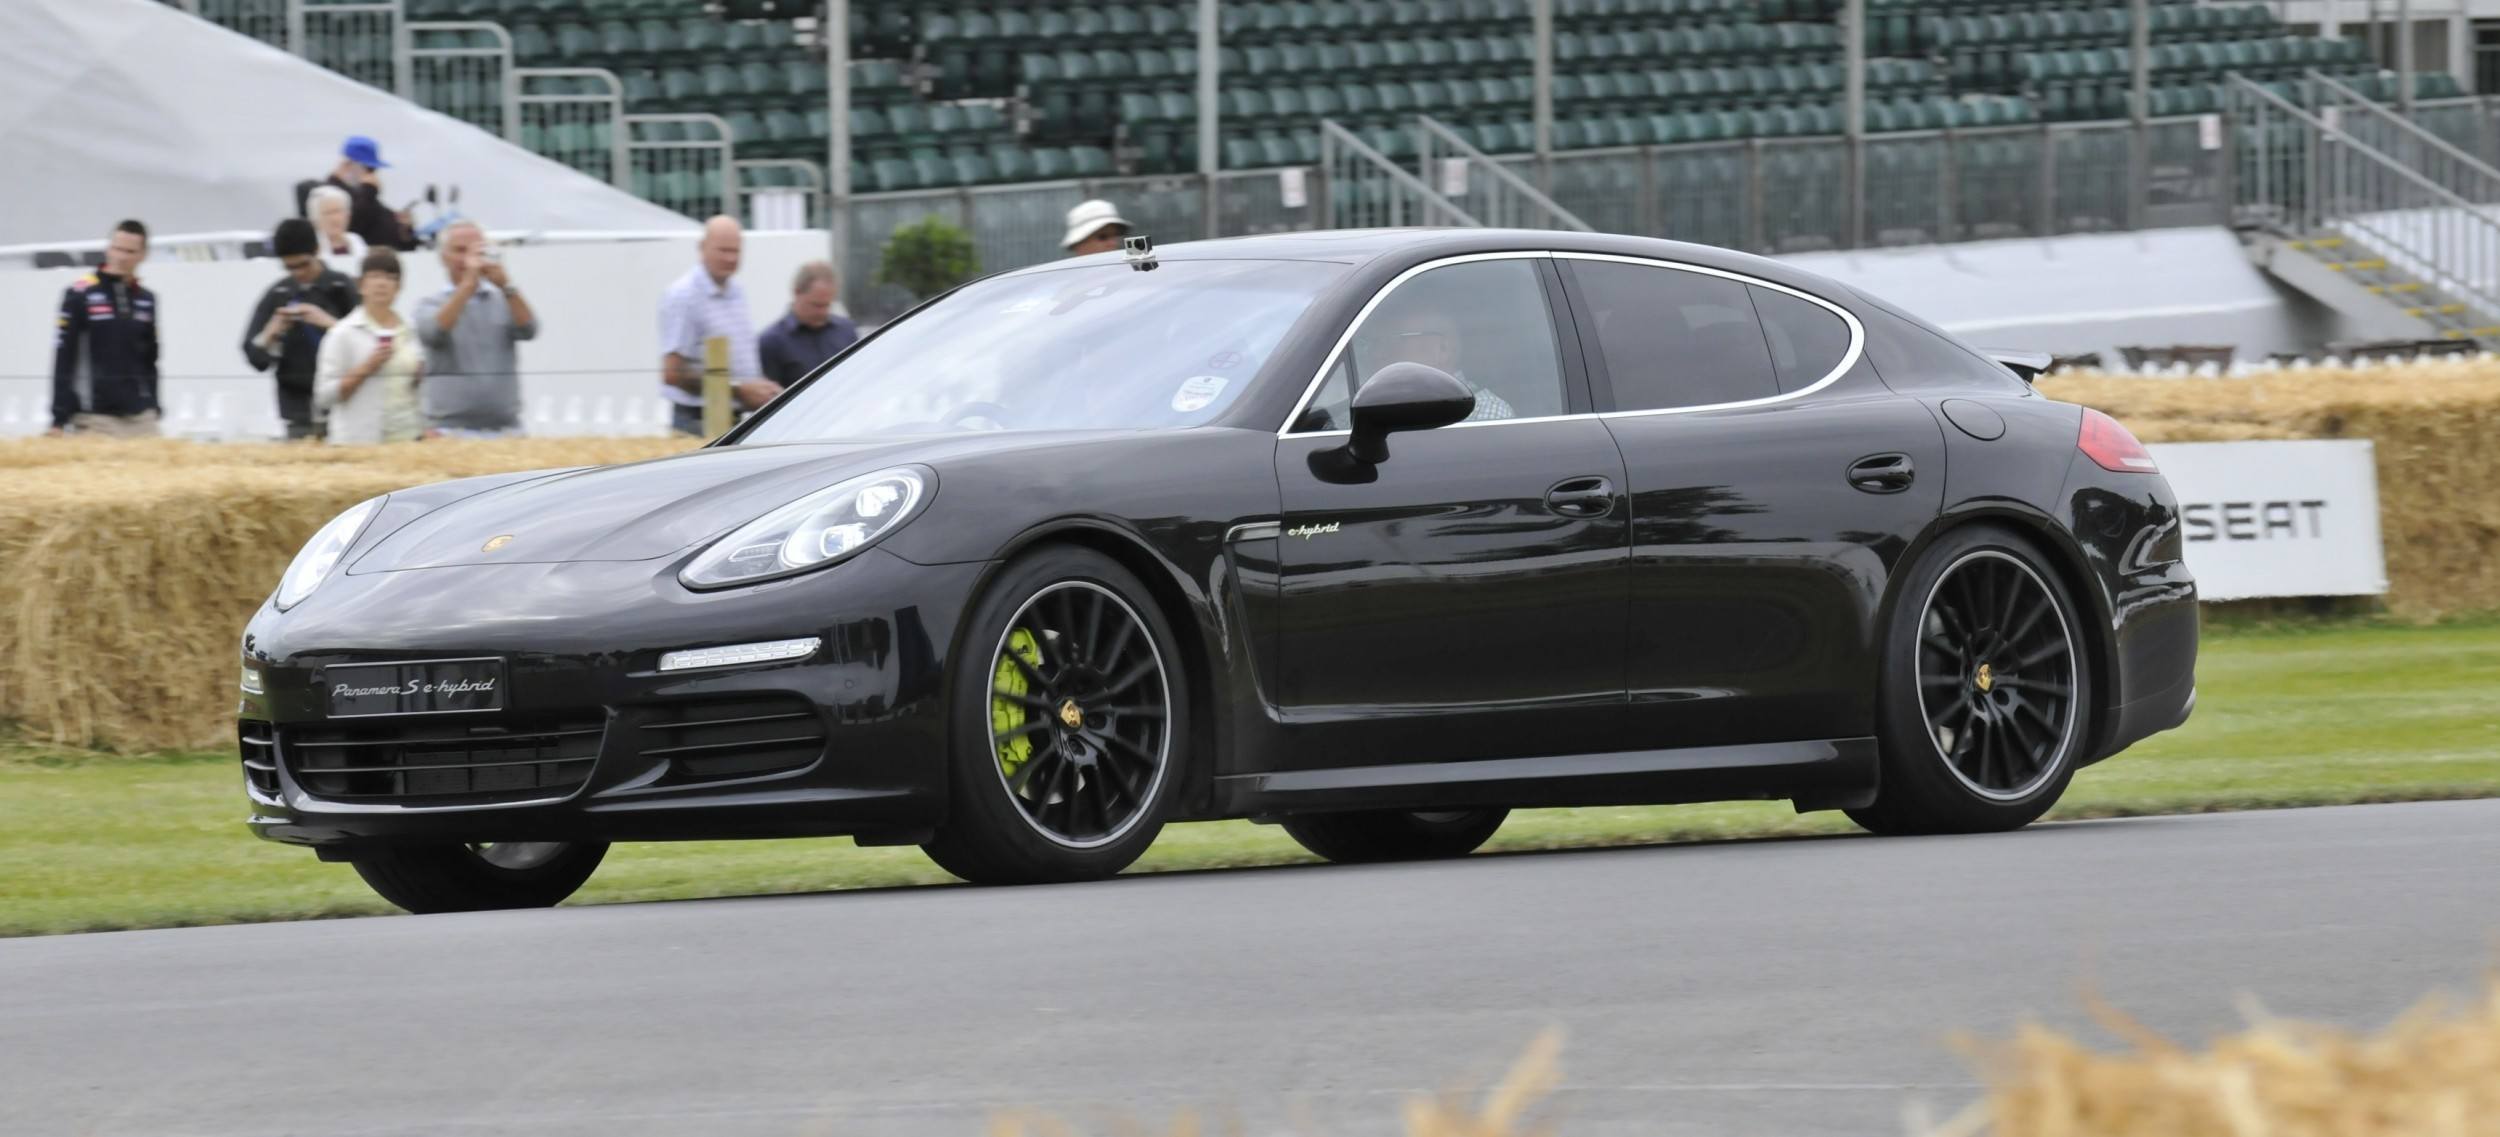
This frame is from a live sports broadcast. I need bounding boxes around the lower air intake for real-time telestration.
[631,696,827,783]
[280,717,604,804]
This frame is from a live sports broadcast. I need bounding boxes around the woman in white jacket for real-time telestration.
[315,249,426,444]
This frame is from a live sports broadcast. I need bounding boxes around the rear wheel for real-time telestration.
[1848,524,2093,836]
[348,841,608,914]
[1280,808,1509,864]
[922,547,1189,884]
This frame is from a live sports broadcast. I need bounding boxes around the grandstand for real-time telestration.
[123,0,2500,331]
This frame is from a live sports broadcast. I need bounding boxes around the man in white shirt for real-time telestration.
[657,215,778,435]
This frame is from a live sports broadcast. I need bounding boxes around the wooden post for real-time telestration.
[702,335,732,437]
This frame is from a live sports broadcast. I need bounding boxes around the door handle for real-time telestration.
[1847,453,1916,494]
[1546,475,1615,518]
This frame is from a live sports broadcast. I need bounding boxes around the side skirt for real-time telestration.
[1216,738,1880,816]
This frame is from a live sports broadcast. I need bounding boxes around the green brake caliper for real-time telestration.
[992,628,1044,783]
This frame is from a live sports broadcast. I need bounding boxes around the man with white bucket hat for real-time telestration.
[1061,200,1132,256]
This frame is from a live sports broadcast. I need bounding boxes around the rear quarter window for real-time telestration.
[1747,285,1854,393]
[1858,299,2030,395]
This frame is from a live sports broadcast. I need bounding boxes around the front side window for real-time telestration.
[1571,260,1779,412]
[739,259,1346,442]
[1293,258,1568,432]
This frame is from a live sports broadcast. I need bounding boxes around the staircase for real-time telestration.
[2230,73,2500,347]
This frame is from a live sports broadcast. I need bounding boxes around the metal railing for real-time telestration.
[1318,121,1479,229]
[737,160,828,231]
[1415,117,1592,232]
[407,22,513,137]
[515,68,627,188]
[296,0,401,92]
[2230,76,2500,331]
[627,115,739,221]
[2306,71,2500,209]
[186,0,288,49]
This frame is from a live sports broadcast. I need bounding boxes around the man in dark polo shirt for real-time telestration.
[756,260,858,388]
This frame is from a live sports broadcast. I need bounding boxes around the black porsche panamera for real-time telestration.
[238,229,2197,913]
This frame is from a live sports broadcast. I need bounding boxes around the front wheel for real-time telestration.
[1848,524,2094,836]
[1280,809,1509,864]
[348,841,608,914]
[922,547,1190,885]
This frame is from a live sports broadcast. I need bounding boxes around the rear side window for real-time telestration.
[1570,260,1777,412]
[1748,285,1853,393]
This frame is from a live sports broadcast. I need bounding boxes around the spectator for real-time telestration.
[658,215,775,436]
[315,250,426,445]
[758,260,859,387]
[304,184,370,276]
[297,135,416,252]
[241,219,356,440]
[1061,199,1131,256]
[47,220,160,438]
[414,220,538,439]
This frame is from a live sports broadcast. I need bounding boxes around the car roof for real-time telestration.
[1029,228,1857,304]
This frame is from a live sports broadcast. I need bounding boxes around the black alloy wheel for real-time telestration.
[348,840,609,914]
[1850,525,2091,836]
[986,580,1172,848]
[923,547,1189,884]
[1914,549,2078,801]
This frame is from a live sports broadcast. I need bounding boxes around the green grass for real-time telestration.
[5,619,2496,938]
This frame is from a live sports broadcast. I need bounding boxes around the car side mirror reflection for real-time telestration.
[1345,362,1475,465]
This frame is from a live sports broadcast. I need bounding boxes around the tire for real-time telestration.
[1280,808,1509,864]
[348,841,608,914]
[1847,523,2095,836]
[922,546,1191,885]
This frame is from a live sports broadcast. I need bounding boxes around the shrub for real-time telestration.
[875,215,980,300]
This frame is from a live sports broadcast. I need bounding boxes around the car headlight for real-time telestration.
[274,496,385,611]
[680,466,932,590]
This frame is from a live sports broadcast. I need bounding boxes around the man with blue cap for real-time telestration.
[297,135,417,252]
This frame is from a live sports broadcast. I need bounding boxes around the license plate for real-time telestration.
[323,658,506,718]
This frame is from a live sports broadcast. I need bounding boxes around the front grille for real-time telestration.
[238,721,280,796]
[279,716,605,804]
[631,696,826,784]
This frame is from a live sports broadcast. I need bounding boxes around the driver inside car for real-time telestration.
[1356,306,1516,422]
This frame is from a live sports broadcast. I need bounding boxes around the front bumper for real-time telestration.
[237,547,987,848]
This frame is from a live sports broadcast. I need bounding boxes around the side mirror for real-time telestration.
[1346,362,1475,464]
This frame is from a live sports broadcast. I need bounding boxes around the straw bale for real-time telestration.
[2041,364,2500,621]
[5,362,2498,751]
[1955,976,2500,1137]
[0,438,693,751]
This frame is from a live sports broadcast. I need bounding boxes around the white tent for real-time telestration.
[0,0,696,248]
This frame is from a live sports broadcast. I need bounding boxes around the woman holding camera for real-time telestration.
[315,249,426,445]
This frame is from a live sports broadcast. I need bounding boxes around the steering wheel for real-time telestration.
[941,401,1016,431]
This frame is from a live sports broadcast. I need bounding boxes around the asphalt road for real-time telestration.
[6,799,2497,1137]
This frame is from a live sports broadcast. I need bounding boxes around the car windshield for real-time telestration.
[739,259,1348,441]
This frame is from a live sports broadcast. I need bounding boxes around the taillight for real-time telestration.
[2078,409,2158,473]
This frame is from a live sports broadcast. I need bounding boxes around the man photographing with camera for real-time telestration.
[414,219,538,438]
[241,219,357,440]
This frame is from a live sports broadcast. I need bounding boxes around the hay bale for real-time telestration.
[0,438,693,751]
[6,363,2498,752]
[1957,976,2500,1137]
[2041,365,2500,621]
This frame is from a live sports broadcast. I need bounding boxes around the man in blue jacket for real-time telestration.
[50,220,162,437]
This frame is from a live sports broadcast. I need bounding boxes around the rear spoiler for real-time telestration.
[1982,349,2054,383]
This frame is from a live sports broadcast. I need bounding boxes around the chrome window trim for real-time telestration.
[1558,251,1868,421]
[1273,249,1866,439]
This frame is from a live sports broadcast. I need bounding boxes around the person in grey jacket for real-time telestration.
[413,220,538,438]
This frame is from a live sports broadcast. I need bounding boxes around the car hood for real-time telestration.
[347,436,1096,573]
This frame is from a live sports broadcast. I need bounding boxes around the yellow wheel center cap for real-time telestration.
[1058,699,1085,729]
[1974,662,1995,692]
